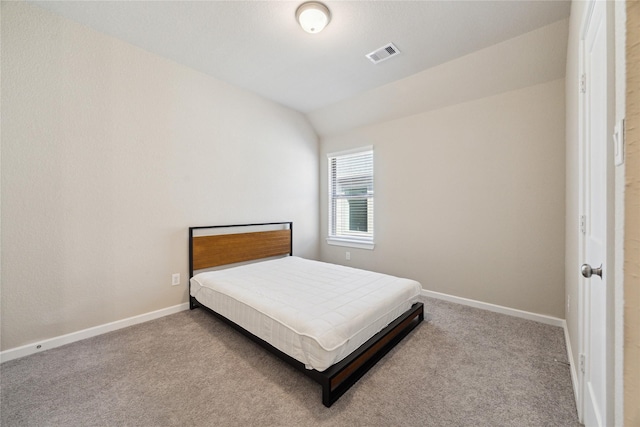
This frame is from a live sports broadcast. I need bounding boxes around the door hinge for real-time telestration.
[580,215,586,234]
[580,353,586,374]
[580,73,587,93]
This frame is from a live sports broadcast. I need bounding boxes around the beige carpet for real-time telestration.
[0,297,579,426]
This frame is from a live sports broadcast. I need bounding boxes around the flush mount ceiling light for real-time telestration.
[296,2,331,34]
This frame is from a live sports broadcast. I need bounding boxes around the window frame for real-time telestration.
[326,146,375,250]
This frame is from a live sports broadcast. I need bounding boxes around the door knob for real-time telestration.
[581,263,603,279]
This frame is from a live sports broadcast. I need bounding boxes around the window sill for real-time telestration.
[326,238,375,250]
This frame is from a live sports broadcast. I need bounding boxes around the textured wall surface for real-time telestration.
[1,2,319,351]
[625,1,640,424]
[320,79,566,318]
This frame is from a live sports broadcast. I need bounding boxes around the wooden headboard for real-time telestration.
[188,222,292,280]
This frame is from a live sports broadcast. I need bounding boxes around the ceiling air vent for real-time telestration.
[365,43,401,64]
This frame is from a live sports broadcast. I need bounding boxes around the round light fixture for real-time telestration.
[296,2,331,34]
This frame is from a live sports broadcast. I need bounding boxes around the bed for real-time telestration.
[189,222,425,407]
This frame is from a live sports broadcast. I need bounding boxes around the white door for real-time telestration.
[580,1,610,426]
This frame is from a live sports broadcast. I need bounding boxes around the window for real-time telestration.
[327,147,374,249]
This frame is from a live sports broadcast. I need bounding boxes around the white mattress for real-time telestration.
[190,256,422,371]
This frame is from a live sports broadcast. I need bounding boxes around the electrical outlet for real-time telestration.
[346,252,351,260]
[172,273,180,286]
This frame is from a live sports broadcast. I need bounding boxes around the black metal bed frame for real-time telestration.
[188,222,424,407]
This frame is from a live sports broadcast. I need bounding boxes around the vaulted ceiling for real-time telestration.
[31,1,571,115]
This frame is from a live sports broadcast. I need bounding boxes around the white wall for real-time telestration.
[0,2,319,352]
[320,78,566,318]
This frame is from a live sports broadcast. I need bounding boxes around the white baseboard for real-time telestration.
[0,303,190,363]
[421,289,565,327]
[0,293,569,363]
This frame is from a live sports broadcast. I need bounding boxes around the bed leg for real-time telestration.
[189,296,199,310]
[322,380,333,407]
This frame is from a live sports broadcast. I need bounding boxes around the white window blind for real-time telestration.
[327,147,374,248]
